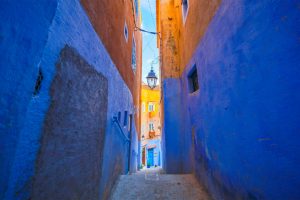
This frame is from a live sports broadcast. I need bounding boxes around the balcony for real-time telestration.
[149,131,155,138]
[148,111,156,118]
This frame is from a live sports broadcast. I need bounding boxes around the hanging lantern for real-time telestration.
[146,67,158,89]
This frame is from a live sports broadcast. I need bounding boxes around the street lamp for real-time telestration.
[146,67,158,89]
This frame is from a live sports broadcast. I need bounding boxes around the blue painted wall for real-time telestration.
[162,78,194,174]
[0,2,58,199]
[162,79,184,173]
[0,0,138,199]
[163,0,300,199]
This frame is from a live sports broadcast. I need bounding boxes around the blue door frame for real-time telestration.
[147,148,154,167]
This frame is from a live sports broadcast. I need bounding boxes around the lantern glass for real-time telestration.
[147,78,154,89]
[146,69,158,89]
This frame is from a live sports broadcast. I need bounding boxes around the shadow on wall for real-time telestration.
[0,0,139,199]
[31,46,108,200]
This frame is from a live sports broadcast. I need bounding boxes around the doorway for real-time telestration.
[147,148,154,167]
[142,147,146,166]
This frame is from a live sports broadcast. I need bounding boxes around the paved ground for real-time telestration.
[109,168,212,200]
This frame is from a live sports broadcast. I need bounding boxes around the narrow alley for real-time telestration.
[0,0,300,200]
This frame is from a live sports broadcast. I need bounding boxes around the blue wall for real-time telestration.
[162,79,184,173]
[0,0,138,199]
[163,0,300,199]
[0,2,58,199]
[162,78,194,174]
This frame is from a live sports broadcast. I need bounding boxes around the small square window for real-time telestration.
[188,65,199,93]
[128,114,133,132]
[132,36,136,73]
[33,68,43,96]
[118,111,121,122]
[149,122,154,131]
[124,21,128,42]
[148,103,155,112]
[124,111,128,127]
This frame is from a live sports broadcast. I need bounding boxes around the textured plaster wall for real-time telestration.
[31,46,108,200]
[0,0,139,199]
[162,78,194,174]
[158,1,181,78]
[162,79,184,173]
[81,0,143,135]
[80,0,142,93]
[163,0,300,199]
[176,0,221,75]
[0,1,58,199]
[157,0,220,79]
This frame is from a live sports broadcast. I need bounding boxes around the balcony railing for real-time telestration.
[148,111,156,118]
[149,131,155,138]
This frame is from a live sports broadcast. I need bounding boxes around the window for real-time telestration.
[124,21,128,42]
[148,103,155,112]
[132,36,136,73]
[124,111,128,126]
[142,102,145,112]
[33,68,43,96]
[182,0,189,23]
[128,114,133,132]
[149,122,154,131]
[118,111,121,122]
[134,0,139,19]
[188,65,199,93]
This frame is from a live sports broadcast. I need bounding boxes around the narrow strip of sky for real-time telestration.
[141,0,159,84]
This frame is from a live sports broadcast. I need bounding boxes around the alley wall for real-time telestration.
[0,0,141,199]
[158,0,300,199]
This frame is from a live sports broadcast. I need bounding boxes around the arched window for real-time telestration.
[132,35,136,73]
[182,0,189,23]
[124,21,128,42]
[134,0,139,19]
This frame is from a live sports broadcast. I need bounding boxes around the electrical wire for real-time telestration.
[129,0,160,37]
[136,26,157,35]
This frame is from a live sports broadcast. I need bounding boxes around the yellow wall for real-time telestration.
[140,84,161,142]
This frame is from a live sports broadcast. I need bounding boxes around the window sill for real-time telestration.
[189,89,199,96]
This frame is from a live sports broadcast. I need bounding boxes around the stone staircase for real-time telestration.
[109,168,212,200]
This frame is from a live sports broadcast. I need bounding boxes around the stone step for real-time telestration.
[110,171,212,200]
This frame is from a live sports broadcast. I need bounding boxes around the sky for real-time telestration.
[140,0,159,84]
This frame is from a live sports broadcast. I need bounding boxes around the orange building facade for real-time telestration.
[140,84,161,167]
[156,0,220,79]
[81,0,143,133]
